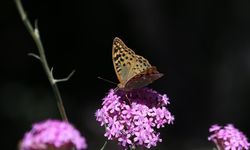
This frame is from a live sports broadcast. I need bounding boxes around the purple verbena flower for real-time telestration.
[208,124,250,150]
[95,88,174,149]
[20,119,87,150]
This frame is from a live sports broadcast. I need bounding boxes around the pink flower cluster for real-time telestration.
[95,88,174,149]
[20,119,87,150]
[208,124,250,150]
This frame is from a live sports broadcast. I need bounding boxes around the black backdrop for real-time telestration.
[1,0,250,149]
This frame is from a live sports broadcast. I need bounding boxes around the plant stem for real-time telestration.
[215,143,221,150]
[14,0,68,121]
[100,124,108,150]
[100,141,107,150]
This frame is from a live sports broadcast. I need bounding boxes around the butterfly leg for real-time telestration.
[113,87,119,93]
[125,93,132,105]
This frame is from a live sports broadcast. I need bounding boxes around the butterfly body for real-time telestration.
[113,37,163,91]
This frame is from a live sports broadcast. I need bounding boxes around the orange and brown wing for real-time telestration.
[123,66,163,91]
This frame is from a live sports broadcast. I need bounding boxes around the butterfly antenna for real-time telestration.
[97,76,117,85]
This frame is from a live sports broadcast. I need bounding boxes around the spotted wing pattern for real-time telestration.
[112,37,136,84]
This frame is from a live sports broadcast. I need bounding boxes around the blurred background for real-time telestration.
[0,0,250,149]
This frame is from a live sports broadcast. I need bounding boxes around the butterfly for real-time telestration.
[112,37,163,91]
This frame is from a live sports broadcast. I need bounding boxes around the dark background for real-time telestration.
[1,0,250,149]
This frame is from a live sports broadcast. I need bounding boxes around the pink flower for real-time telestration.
[95,88,174,149]
[208,124,250,150]
[20,119,87,150]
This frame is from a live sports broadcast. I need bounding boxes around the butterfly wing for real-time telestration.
[112,37,163,91]
[127,55,152,77]
[124,67,163,91]
[112,37,136,86]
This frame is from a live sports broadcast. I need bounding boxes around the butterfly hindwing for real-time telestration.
[125,66,163,91]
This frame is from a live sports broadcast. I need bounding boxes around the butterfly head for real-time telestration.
[117,83,127,90]
[117,82,135,91]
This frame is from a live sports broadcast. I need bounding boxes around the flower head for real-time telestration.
[20,119,87,150]
[208,124,250,150]
[95,88,174,149]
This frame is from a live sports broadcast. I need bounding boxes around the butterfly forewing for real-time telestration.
[130,55,152,76]
[112,37,136,84]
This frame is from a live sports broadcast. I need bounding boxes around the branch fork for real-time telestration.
[15,0,72,122]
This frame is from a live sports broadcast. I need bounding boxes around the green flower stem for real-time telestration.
[15,0,71,122]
